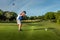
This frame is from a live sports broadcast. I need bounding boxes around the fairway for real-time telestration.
[0,22,60,40]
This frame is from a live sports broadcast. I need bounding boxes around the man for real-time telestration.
[17,11,26,31]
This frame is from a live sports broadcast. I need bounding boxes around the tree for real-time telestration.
[0,9,18,22]
[0,9,4,20]
[44,12,50,20]
[9,12,17,21]
[23,16,29,20]
[44,12,55,20]
[37,15,44,20]
[55,11,60,23]
[0,9,3,15]
[4,11,17,21]
[29,16,37,20]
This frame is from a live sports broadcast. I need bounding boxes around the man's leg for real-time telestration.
[17,20,22,31]
[18,24,22,31]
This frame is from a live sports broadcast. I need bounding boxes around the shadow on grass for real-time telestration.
[22,27,55,31]
[34,27,55,30]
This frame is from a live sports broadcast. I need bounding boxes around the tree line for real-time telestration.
[44,11,60,23]
[23,10,60,23]
[0,9,60,23]
[0,9,17,22]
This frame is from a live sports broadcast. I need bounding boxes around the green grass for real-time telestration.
[0,21,60,40]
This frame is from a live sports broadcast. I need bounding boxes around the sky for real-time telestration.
[0,0,60,16]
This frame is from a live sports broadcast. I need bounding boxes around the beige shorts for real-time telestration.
[17,20,21,24]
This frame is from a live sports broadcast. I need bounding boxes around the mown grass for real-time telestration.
[0,21,60,40]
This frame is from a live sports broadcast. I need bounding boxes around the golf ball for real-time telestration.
[45,28,47,31]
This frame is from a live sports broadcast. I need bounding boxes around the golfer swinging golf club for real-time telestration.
[17,11,26,31]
